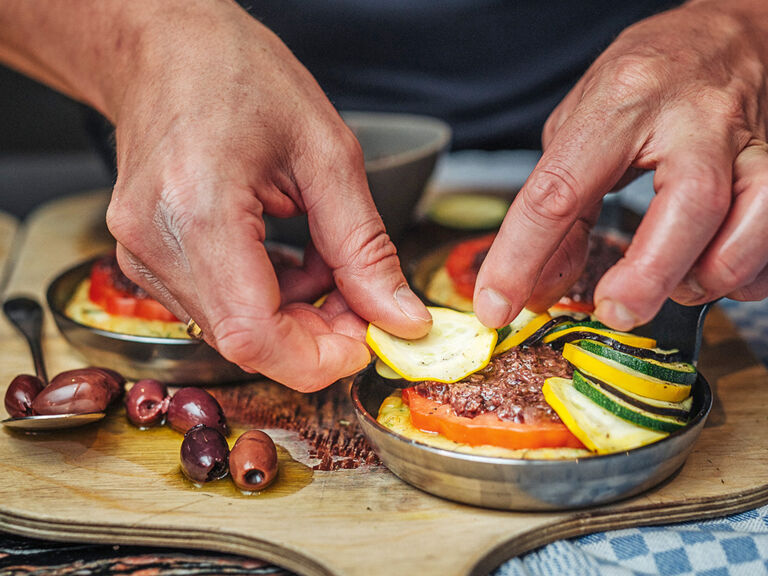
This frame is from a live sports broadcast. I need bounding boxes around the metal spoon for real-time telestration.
[1,296,105,430]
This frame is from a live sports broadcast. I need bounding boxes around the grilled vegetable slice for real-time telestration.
[375,358,404,380]
[543,377,668,453]
[542,321,656,349]
[562,343,691,402]
[576,340,696,385]
[366,307,497,383]
[517,315,578,347]
[574,369,693,417]
[444,234,495,299]
[493,309,549,355]
[428,193,510,230]
[545,331,683,362]
[572,371,688,432]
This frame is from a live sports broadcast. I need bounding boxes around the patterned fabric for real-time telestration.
[498,507,768,576]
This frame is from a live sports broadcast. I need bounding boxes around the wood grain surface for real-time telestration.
[1,192,767,576]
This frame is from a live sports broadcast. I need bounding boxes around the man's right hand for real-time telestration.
[1,0,432,391]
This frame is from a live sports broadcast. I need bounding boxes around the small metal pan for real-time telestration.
[351,233,714,510]
[46,258,250,384]
[352,367,710,511]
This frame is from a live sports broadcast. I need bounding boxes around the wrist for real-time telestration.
[0,0,247,123]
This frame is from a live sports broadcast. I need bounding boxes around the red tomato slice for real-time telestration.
[401,387,584,450]
[135,298,179,322]
[444,234,495,299]
[88,254,179,322]
[88,259,114,307]
[550,298,595,315]
[105,293,137,317]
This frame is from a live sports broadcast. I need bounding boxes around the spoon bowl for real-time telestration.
[1,296,106,431]
[2,411,105,431]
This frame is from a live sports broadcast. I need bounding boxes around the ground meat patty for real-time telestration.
[414,345,573,424]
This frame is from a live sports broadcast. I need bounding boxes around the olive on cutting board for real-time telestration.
[229,430,279,492]
[124,379,170,428]
[179,424,230,484]
[167,387,228,435]
[4,374,45,418]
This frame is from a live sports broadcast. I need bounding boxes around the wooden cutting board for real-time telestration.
[1,191,768,576]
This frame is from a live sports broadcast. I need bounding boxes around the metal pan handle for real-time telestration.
[650,299,718,365]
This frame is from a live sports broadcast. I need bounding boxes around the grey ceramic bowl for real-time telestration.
[46,259,250,385]
[265,111,452,245]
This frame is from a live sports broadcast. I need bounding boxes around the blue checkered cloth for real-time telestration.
[494,299,768,576]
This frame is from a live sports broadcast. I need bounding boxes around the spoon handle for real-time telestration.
[3,296,48,384]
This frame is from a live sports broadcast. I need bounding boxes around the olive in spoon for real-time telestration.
[1,296,105,430]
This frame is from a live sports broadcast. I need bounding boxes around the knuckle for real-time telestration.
[695,88,747,125]
[311,121,365,176]
[667,175,730,225]
[631,256,679,297]
[212,316,271,370]
[706,254,757,293]
[337,221,399,278]
[521,165,583,225]
[157,183,201,242]
[106,188,138,244]
[592,53,666,109]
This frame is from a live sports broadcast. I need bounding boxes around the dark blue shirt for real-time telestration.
[243,1,683,149]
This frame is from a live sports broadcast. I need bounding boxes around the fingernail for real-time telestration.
[594,299,638,331]
[476,288,512,328]
[394,284,432,323]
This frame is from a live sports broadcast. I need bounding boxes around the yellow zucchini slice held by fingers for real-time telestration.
[366,307,497,383]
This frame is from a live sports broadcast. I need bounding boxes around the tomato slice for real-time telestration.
[401,387,584,450]
[88,254,179,322]
[135,298,179,322]
[88,258,114,307]
[550,298,595,315]
[105,292,137,317]
[444,234,495,299]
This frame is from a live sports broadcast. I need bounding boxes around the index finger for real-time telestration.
[179,193,370,391]
[302,125,432,340]
[474,108,638,327]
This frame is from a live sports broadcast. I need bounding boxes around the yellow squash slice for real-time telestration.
[543,377,668,454]
[562,343,691,402]
[366,307,497,383]
[493,309,551,355]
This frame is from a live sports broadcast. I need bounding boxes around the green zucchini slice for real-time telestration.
[573,371,689,432]
[576,340,696,385]
[428,193,510,230]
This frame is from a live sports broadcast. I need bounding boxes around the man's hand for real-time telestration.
[1,0,431,391]
[475,0,768,331]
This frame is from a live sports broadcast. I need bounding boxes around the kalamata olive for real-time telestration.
[228,429,278,491]
[95,367,126,401]
[125,379,169,428]
[31,373,112,415]
[167,387,228,435]
[4,374,45,418]
[179,424,230,484]
[51,367,124,404]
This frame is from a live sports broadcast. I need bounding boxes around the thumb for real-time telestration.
[302,129,431,339]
